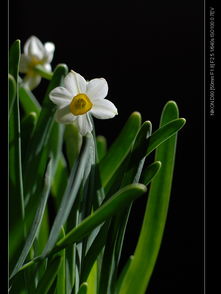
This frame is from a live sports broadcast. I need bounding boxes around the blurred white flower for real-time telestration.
[19,36,55,90]
[49,70,118,135]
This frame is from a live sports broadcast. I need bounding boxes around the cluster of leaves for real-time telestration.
[9,40,186,294]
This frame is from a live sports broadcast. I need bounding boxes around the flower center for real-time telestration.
[27,57,43,76]
[31,56,41,66]
[70,93,93,116]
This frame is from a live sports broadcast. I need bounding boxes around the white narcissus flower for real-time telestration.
[49,70,118,135]
[19,35,55,90]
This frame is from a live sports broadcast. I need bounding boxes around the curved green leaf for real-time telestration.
[98,121,152,294]
[53,184,147,255]
[9,39,20,78]
[121,120,152,186]
[78,282,88,294]
[18,185,143,276]
[99,112,141,188]
[19,86,41,116]
[10,159,52,279]
[140,161,162,185]
[9,39,25,271]
[41,133,94,258]
[21,112,37,164]
[64,124,82,169]
[23,64,68,204]
[9,202,38,265]
[96,135,107,161]
[35,256,62,294]
[80,223,109,283]
[56,227,66,294]
[118,100,185,294]
[33,64,53,80]
[9,39,20,114]
[51,154,69,207]
[9,74,16,116]
[86,261,97,294]
[115,256,133,294]
[146,117,186,156]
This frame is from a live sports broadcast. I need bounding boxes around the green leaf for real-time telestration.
[146,117,186,157]
[10,159,52,279]
[41,122,65,215]
[21,112,37,165]
[52,184,147,255]
[108,161,161,286]
[98,222,117,294]
[140,161,162,185]
[36,206,50,256]
[98,121,152,294]
[9,39,22,191]
[9,270,28,294]
[20,122,64,267]
[78,282,88,294]
[56,228,66,294]
[51,155,69,207]
[118,101,185,294]
[23,64,68,205]
[96,135,107,161]
[19,86,41,117]
[9,39,20,77]
[99,112,141,188]
[80,223,109,283]
[48,122,65,179]
[86,261,97,294]
[9,202,38,265]
[9,39,25,271]
[35,256,62,294]
[121,121,152,186]
[9,39,20,114]
[41,133,94,258]
[33,64,53,80]
[9,74,16,117]
[111,160,161,270]
[114,256,133,294]
[65,244,76,294]
[64,124,82,169]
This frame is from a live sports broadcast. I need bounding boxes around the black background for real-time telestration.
[9,0,205,293]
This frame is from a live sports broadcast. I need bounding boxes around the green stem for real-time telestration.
[33,64,53,80]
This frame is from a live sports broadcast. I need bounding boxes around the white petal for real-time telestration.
[90,99,118,119]
[86,78,108,101]
[44,42,55,63]
[24,36,45,60]
[64,70,87,96]
[55,105,76,124]
[43,63,52,72]
[49,86,72,107]
[22,74,41,90]
[19,54,31,73]
[76,113,93,135]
